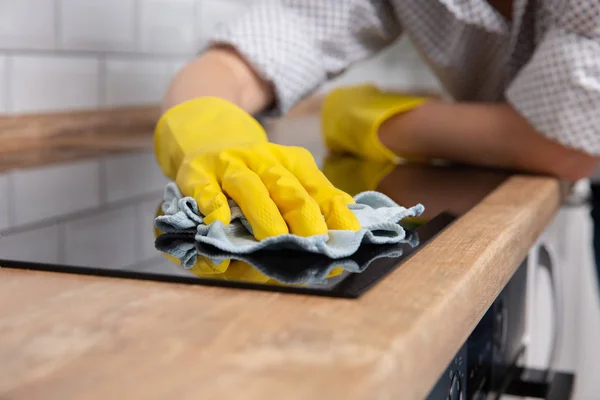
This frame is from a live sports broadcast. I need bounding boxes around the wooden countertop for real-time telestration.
[0,113,564,399]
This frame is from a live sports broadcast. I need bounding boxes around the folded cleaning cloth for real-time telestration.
[154,182,424,259]
[155,233,418,285]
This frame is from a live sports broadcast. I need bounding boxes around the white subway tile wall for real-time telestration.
[10,54,100,113]
[60,0,136,52]
[104,58,173,106]
[139,0,197,54]
[0,0,437,114]
[0,0,56,50]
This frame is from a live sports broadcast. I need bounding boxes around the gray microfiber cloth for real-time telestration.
[154,233,419,285]
[154,182,424,259]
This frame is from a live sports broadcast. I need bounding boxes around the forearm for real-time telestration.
[379,101,599,181]
[162,46,274,114]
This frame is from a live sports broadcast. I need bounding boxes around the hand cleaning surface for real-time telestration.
[155,183,423,259]
[176,142,362,240]
[155,97,360,240]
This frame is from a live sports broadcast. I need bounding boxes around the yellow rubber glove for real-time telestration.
[155,97,361,240]
[321,85,428,164]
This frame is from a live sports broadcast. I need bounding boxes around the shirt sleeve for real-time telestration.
[505,0,600,155]
[207,0,402,114]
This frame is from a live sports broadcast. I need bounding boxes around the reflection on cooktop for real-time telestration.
[0,212,455,298]
[155,233,413,286]
[0,150,507,297]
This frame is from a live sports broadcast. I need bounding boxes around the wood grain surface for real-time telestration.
[0,114,563,399]
[0,106,159,172]
[0,106,160,144]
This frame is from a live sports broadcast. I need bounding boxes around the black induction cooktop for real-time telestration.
[0,151,509,298]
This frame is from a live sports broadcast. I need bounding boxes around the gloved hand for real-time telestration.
[155,97,361,240]
[321,84,428,164]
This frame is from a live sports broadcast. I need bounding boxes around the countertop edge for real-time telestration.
[372,174,562,399]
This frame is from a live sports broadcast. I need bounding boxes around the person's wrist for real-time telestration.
[377,99,439,159]
[162,46,273,115]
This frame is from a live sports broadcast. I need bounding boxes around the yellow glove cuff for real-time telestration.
[364,96,427,164]
[154,97,267,180]
[322,85,427,164]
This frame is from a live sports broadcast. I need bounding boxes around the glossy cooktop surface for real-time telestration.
[0,149,509,297]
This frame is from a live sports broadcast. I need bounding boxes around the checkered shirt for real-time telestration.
[209,0,600,155]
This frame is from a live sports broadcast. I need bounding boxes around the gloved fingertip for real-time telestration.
[252,219,290,241]
[252,225,290,241]
[325,205,362,232]
[282,205,329,237]
[335,216,362,232]
[202,203,231,227]
[339,192,356,204]
[295,221,329,238]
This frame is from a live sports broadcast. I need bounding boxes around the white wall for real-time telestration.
[0,0,440,115]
